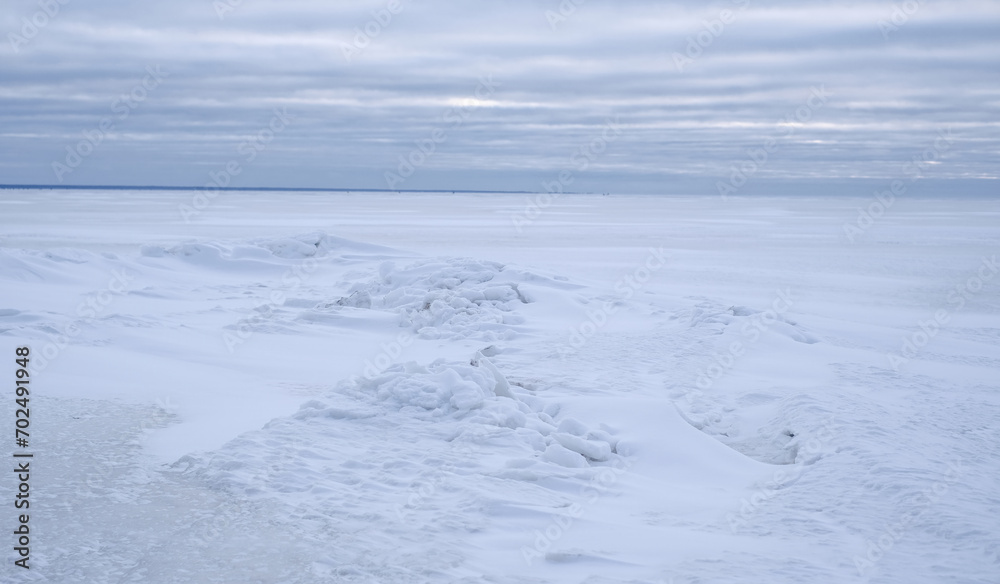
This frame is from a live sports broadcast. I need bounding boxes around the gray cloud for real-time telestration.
[1,0,997,193]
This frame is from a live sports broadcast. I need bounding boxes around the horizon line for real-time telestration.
[0,184,541,195]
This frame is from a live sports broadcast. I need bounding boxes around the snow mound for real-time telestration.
[670,298,824,463]
[323,258,534,340]
[170,351,624,579]
[681,299,819,344]
[354,357,619,468]
[139,232,390,264]
[0,247,109,283]
[253,231,394,259]
[359,360,499,415]
[181,353,622,500]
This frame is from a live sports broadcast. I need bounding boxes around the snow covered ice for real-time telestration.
[1,190,998,583]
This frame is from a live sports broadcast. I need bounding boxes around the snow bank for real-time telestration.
[324,258,536,340]
[139,231,392,266]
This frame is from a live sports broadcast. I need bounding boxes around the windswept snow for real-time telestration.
[1,190,998,583]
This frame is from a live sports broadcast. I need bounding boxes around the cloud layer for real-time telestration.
[2,0,998,193]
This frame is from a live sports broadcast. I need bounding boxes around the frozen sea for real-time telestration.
[1,189,998,583]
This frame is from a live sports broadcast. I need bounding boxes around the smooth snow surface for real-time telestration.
[1,190,998,583]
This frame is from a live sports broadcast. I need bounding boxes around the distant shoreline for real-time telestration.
[0,184,533,194]
[1,180,996,198]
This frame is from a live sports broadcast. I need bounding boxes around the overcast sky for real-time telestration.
[1,0,998,194]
